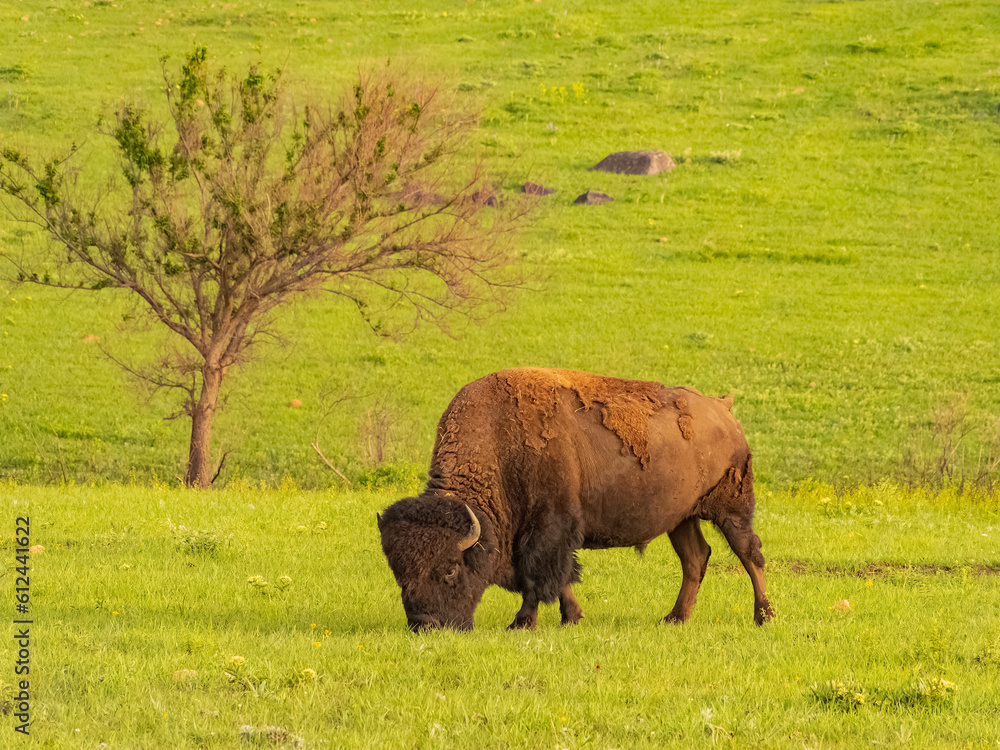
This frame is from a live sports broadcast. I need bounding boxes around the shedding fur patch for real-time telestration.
[674,393,695,441]
[695,453,755,525]
[502,368,667,467]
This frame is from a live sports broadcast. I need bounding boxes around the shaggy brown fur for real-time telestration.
[379,368,773,631]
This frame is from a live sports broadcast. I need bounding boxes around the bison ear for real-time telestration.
[376,512,382,529]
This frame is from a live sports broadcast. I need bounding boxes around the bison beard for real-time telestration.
[378,368,774,631]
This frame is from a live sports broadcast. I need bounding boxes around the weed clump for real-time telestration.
[355,462,424,492]
[904,395,1000,493]
[0,680,14,716]
[239,725,304,748]
[810,680,870,711]
[810,677,957,711]
[846,35,887,54]
[709,149,742,164]
[246,575,292,596]
[166,519,230,555]
[974,634,1000,669]
[901,677,957,707]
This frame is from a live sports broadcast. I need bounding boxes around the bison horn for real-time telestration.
[457,505,481,552]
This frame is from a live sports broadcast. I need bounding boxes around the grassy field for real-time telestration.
[1,0,998,488]
[3,483,999,748]
[2,2,1000,746]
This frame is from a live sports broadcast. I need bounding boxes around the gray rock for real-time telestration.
[393,183,447,207]
[468,188,501,207]
[521,182,555,196]
[591,150,676,175]
[573,190,614,205]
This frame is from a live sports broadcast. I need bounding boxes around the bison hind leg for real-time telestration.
[662,517,712,624]
[717,517,773,626]
[699,454,773,625]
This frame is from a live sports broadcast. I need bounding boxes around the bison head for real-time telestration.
[378,495,494,631]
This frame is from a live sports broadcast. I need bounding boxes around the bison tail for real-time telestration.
[740,452,755,510]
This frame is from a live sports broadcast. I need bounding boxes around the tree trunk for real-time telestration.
[185,363,224,488]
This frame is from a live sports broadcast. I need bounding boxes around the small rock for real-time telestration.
[468,188,501,207]
[288,399,302,408]
[81,334,99,342]
[174,669,198,681]
[29,545,44,555]
[591,150,676,175]
[831,599,851,611]
[394,183,447,207]
[521,181,555,196]
[573,190,614,205]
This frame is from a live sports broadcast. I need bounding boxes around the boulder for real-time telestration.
[591,150,675,175]
[573,190,614,205]
[468,188,501,207]
[393,183,447,207]
[521,182,555,196]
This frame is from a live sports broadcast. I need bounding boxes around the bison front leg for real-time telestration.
[509,585,583,629]
[663,517,712,624]
[718,517,774,626]
[509,514,583,630]
[509,594,540,630]
[559,584,584,625]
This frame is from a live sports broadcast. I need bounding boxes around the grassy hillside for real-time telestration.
[1,0,999,488]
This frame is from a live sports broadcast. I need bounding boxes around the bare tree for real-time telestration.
[0,48,526,488]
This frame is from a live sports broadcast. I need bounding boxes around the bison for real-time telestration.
[377,368,773,631]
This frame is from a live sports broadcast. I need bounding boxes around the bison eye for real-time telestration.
[444,565,460,583]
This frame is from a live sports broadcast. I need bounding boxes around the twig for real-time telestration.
[311,441,351,485]
[22,422,56,483]
[311,388,361,485]
[211,448,232,486]
[54,437,68,484]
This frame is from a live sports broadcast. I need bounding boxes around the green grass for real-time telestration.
[3,483,999,747]
[3,6,1000,745]
[1,0,999,489]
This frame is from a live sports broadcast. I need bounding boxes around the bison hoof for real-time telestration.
[661,612,688,625]
[507,614,538,630]
[754,602,774,626]
[561,610,584,626]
